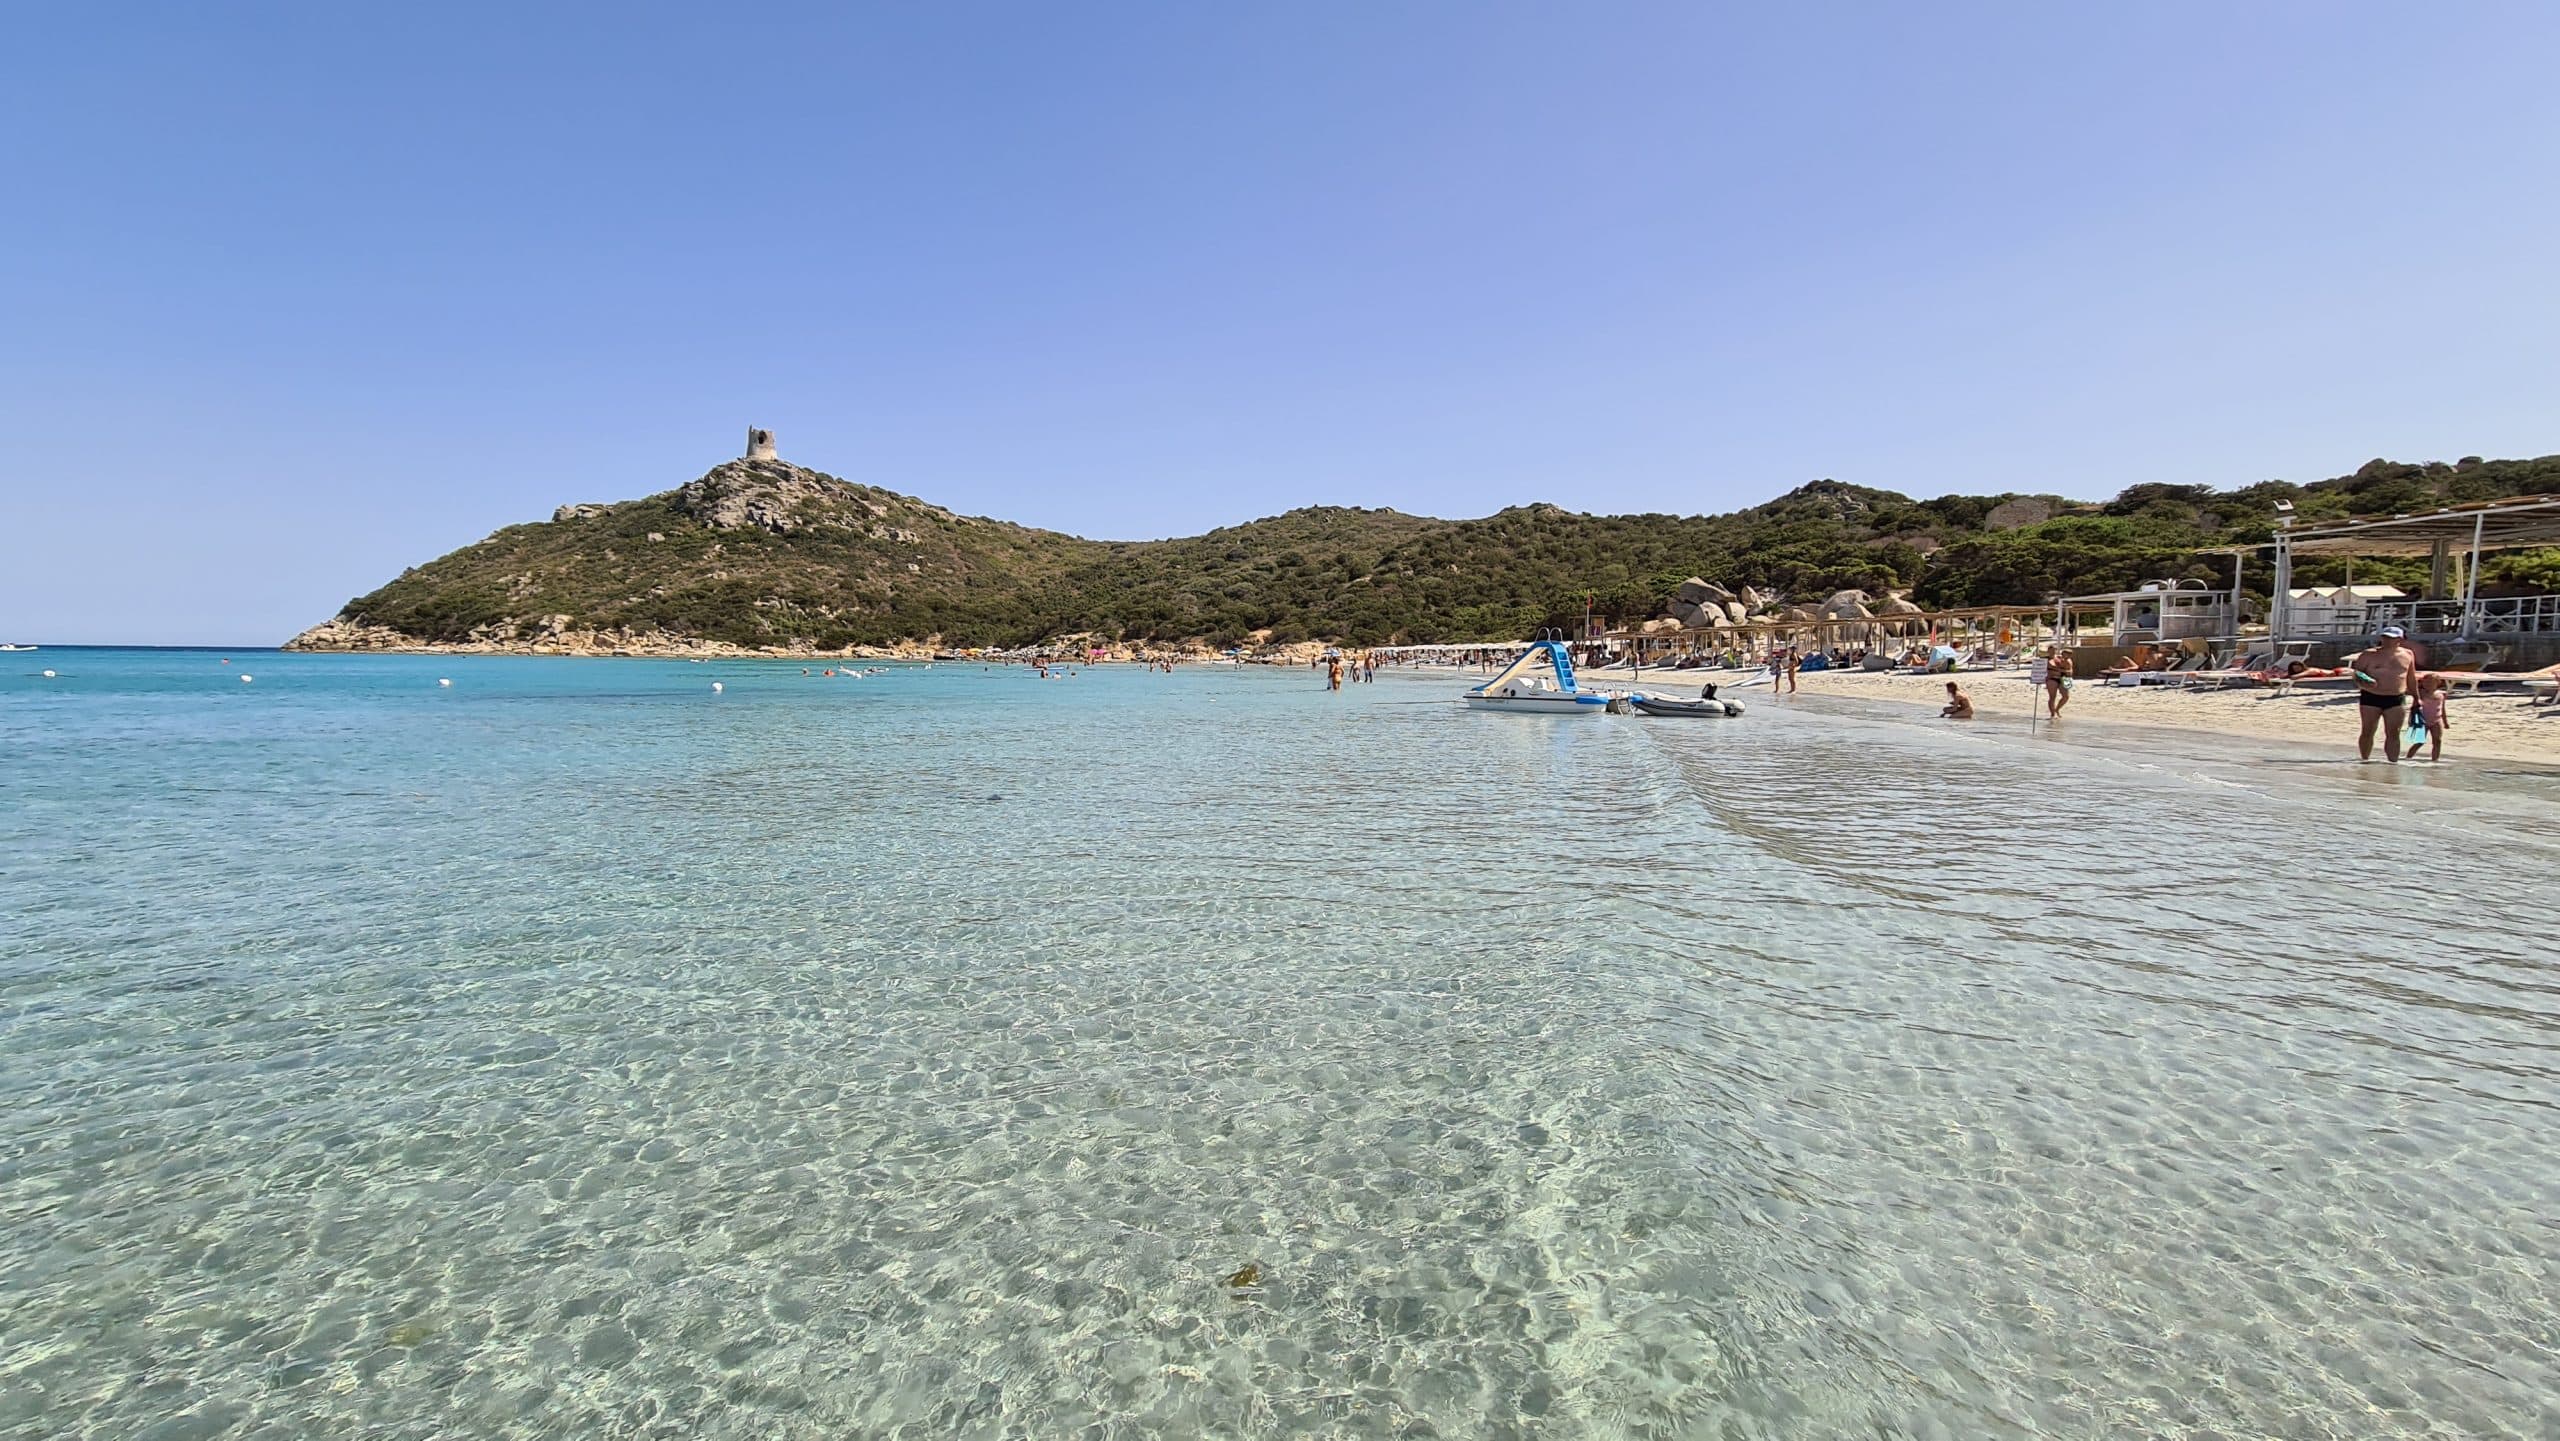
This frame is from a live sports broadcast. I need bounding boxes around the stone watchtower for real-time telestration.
[745,427,777,462]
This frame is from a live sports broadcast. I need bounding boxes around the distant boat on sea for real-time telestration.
[0,644,36,652]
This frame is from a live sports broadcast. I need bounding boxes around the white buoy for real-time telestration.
[711,681,723,693]
[438,678,452,687]
[41,669,56,678]
[239,674,254,683]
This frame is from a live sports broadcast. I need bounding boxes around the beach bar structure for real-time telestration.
[2281,584,2406,635]
[2052,578,2239,647]
[2263,493,2560,666]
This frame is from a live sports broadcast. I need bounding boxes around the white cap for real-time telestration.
[2377,625,2406,638]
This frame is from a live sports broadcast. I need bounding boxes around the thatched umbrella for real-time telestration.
[1875,592,1926,648]
[1819,590,1877,649]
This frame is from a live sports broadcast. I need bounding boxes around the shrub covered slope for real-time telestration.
[318,453,2560,648]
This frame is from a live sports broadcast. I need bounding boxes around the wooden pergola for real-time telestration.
[1602,604,2051,654]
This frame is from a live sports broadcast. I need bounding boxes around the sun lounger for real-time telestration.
[2484,663,2560,706]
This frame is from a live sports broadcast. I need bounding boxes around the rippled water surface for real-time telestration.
[4,649,2556,1439]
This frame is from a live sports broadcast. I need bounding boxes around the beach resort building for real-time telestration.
[2262,493,2560,668]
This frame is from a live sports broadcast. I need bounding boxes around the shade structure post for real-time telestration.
[2270,532,2293,642]
[2461,512,2486,638]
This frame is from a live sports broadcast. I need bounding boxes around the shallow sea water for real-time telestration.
[2,649,2555,1439]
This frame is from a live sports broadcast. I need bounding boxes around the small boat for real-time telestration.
[1463,639,1615,715]
[1631,692,1745,718]
[0,644,35,652]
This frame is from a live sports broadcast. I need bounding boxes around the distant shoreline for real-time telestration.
[283,639,939,660]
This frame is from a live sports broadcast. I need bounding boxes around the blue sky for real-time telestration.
[6,2,2557,643]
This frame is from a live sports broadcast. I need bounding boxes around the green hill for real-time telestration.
[291,451,2560,652]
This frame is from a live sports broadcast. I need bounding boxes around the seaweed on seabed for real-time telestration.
[1224,1261,1264,1299]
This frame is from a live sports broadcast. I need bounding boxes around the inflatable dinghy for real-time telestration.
[1631,691,1745,718]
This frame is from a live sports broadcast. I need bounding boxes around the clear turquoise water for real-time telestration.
[3,648,2555,1439]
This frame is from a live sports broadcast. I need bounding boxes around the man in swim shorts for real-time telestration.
[2353,626,2418,762]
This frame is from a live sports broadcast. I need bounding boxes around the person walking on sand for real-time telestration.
[1940,680,1975,719]
[1783,648,1799,695]
[2047,648,2075,717]
[2352,626,2419,762]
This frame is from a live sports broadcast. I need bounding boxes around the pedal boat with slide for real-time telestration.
[1461,639,1616,715]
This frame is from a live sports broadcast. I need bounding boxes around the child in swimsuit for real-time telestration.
[2415,674,2448,762]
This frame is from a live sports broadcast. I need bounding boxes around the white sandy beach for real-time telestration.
[1386,655,2560,765]
[1621,662,2560,765]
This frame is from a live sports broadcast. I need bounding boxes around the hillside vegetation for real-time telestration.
[305,453,2560,650]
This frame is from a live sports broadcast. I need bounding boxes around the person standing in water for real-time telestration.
[2355,632,2416,767]
[2414,672,2449,762]
[1326,655,1343,691]
[2353,626,2418,762]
